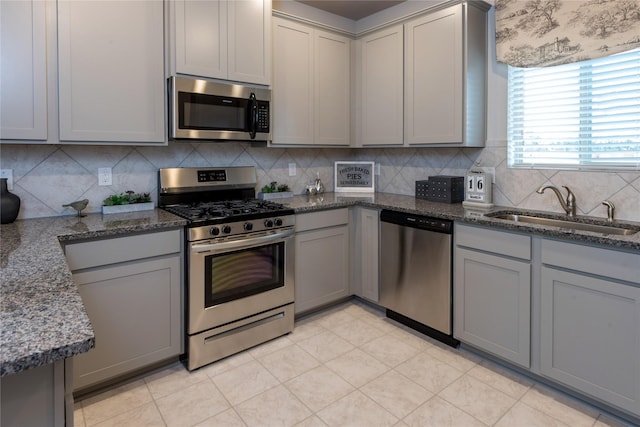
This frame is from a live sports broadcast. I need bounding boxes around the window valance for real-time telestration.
[495,0,640,68]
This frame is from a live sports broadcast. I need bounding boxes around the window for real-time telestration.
[508,48,640,170]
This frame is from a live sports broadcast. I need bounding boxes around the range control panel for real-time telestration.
[198,169,227,182]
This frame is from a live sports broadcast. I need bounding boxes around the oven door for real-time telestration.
[188,229,294,335]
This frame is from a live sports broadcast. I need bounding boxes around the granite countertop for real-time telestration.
[285,192,640,252]
[0,209,186,377]
[2,194,638,377]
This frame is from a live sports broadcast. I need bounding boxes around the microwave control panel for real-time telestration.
[256,101,270,132]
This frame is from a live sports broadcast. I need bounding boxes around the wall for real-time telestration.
[1,6,638,222]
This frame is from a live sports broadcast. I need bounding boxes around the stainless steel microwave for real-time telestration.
[169,76,271,142]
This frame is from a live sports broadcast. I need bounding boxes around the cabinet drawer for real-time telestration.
[541,239,640,284]
[455,223,531,260]
[65,229,182,271]
[295,208,349,232]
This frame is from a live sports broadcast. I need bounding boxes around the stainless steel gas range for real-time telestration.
[158,166,295,371]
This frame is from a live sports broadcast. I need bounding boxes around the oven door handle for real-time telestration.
[191,229,295,254]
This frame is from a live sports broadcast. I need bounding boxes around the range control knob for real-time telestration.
[274,218,283,226]
[244,222,253,231]
[209,226,220,236]
[221,225,232,234]
[264,219,274,228]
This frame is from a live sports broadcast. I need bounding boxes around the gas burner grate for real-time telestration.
[164,199,289,222]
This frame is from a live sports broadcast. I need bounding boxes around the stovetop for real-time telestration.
[163,199,294,224]
[158,167,295,234]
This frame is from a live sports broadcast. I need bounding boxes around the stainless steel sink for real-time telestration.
[487,213,640,236]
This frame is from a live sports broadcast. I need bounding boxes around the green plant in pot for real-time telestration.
[261,182,290,193]
[103,191,151,206]
[259,182,292,200]
[102,191,153,214]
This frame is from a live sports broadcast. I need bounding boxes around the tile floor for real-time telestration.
[74,300,635,427]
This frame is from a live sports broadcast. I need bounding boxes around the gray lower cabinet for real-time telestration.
[295,208,350,314]
[455,224,640,421]
[350,207,379,303]
[540,239,640,416]
[64,229,183,392]
[454,223,532,368]
[0,360,70,427]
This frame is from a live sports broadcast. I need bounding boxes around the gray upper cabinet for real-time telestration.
[454,223,531,368]
[1,0,166,144]
[0,0,48,141]
[57,0,165,143]
[540,239,640,417]
[272,17,351,147]
[356,25,404,147]
[404,2,488,146]
[170,0,271,85]
[354,1,488,148]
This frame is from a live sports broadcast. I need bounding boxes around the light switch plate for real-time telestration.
[288,163,296,177]
[0,169,14,190]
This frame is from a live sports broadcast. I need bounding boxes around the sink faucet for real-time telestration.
[536,185,577,217]
[601,200,615,222]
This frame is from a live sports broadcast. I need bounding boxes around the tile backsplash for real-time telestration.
[1,141,639,222]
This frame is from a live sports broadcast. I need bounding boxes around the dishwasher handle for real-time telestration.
[380,209,452,234]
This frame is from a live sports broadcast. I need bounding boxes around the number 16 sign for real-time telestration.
[463,170,494,208]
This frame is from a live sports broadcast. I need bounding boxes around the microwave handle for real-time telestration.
[249,93,257,139]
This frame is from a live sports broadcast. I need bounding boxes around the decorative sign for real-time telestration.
[334,161,375,193]
[462,170,494,208]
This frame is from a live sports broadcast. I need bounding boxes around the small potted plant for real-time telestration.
[102,191,154,214]
[258,182,293,200]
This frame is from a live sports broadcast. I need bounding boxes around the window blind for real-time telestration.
[508,48,640,170]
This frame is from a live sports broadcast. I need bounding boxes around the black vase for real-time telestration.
[1,178,20,224]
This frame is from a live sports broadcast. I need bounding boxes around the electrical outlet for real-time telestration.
[288,163,296,177]
[98,167,112,186]
[480,167,496,184]
[0,169,14,190]
[375,163,381,176]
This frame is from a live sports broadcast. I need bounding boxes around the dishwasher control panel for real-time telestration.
[380,210,452,234]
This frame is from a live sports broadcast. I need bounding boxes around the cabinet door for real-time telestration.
[228,0,271,85]
[405,4,462,145]
[272,17,314,145]
[57,0,165,143]
[72,256,181,391]
[454,247,531,368]
[0,361,67,427]
[174,0,227,79]
[315,30,350,146]
[540,267,640,415]
[352,207,379,302]
[0,0,48,140]
[295,225,349,314]
[358,25,403,146]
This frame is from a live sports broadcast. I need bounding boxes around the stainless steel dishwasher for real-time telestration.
[379,210,458,347]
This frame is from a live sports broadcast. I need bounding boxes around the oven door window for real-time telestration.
[204,242,284,307]
[179,92,249,131]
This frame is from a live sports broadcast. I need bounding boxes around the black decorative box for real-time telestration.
[415,176,464,203]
